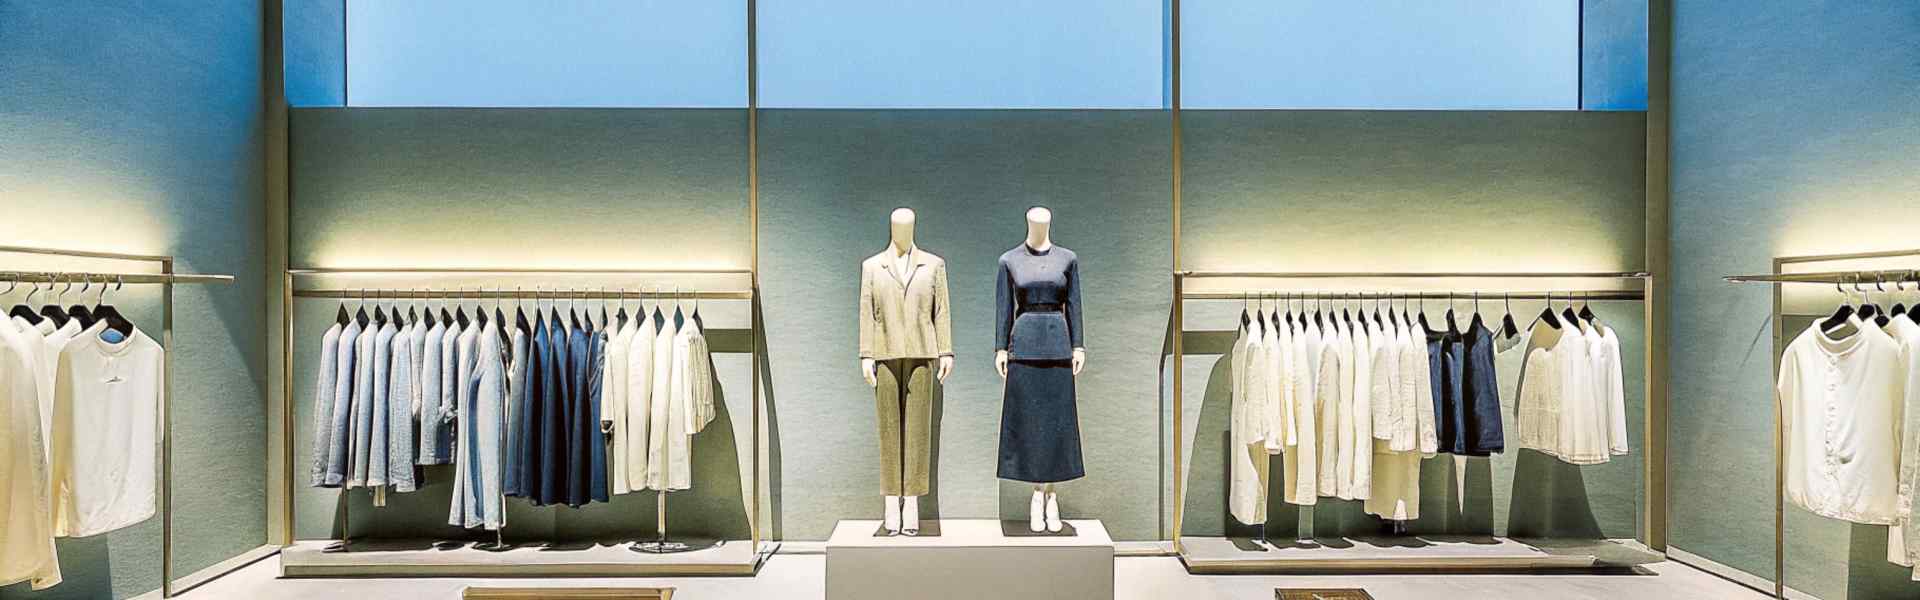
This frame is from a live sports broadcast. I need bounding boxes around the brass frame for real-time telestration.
[1166,269,1661,570]
[1722,248,1920,599]
[0,244,235,598]
[280,267,767,563]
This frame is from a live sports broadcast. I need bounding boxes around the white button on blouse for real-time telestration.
[1779,317,1905,524]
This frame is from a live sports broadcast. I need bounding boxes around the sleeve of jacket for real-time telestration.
[994,256,1013,352]
[858,262,876,359]
[1067,255,1085,350]
[934,260,954,357]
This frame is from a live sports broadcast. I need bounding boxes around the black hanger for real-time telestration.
[93,278,134,337]
[39,280,71,327]
[353,289,370,328]
[1559,292,1580,327]
[1577,292,1597,325]
[372,290,389,327]
[456,295,470,329]
[1532,293,1562,330]
[65,278,97,329]
[1819,280,1857,333]
[335,301,351,325]
[1500,294,1520,339]
[1891,275,1910,319]
[1870,278,1893,328]
[10,280,48,325]
[1417,295,1432,332]
[1444,293,1459,334]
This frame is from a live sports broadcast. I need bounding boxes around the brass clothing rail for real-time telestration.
[1731,250,1920,600]
[289,267,752,276]
[1177,270,1652,279]
[1,246,233,599]
[1181,290,1645,301]
[1724,269,1920,284]
[1166,269,1658,560]
[1,270,235,285]
[281,265,763,558]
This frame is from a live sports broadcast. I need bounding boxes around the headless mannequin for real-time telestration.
[995,207,1086,532]
[863,208,954,535]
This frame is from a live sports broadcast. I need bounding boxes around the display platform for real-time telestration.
[826,519,1115,600]
[281,539,772,578]
[1178,536,1663,574]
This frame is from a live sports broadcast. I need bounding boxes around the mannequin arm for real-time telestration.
[1071,348,1086,375]
[995,350,1009,378]
[861,358,878,387]
[937,355,954,382]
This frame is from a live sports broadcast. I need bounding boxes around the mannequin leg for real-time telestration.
[901,495,920,536]
[1029,486,1046,532]
[1044,483,1063,532]
[884,495,901,534]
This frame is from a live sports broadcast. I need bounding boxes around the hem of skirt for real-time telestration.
[996,471,1085,484]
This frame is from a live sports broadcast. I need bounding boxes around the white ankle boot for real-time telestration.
[1029,491,1046,532]
[883,495,902,535]
[1045,492,1063,533]
[901,496,920,536]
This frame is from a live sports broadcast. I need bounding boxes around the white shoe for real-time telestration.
[901,496,920,536]
[883,495,902,535]
[1029,491,1046,532]
[1045,493,1063,533]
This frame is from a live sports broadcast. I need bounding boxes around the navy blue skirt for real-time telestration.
[998,359,1085,483]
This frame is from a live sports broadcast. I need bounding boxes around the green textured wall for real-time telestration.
[1669,2,1920,598]
[287,108,754,542]
[0,3,269,599]
[1176,110,1649,540]
[758,110,1174,541]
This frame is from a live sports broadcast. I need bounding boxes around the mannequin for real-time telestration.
[995,206,1086,532]
[862,207,954,535]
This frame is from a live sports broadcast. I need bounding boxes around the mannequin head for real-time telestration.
[1025,206,1052,249]
[890,208,916,254]
[1026,206,1052,225]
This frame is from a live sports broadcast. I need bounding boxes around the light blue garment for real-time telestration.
[502,316,529,496]
[323,320,363,487]
[447,319,482,524]
[351,321,396,487]
[386,322,417,492]
[452,319,508,530]
[306,323,342,487]
[416,320,451,464]
[367,322,401,487]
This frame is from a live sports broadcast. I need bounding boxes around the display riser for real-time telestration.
[1178,535,1664,574]
[825,519,1116,600]
[279,539,771,578]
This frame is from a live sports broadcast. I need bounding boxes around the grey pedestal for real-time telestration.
[825,519,1115,600]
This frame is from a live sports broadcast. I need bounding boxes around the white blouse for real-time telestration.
[1779,317,1904,524]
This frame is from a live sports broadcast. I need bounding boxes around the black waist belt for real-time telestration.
[1021,303,1064,313]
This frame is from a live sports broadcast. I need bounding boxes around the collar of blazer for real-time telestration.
[875,247,936,288]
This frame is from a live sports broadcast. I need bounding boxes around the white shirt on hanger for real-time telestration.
[0,316,60,589]
[1779,317,1904,525]
[52,324,164,537]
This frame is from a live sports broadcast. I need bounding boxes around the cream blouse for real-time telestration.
[1779,317,1904,524]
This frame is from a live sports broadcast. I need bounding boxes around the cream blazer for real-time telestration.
[858,248,955,360]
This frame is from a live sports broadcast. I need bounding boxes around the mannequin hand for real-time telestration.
[995,350,1010,379]
[1071,348,1086,375]
[861,358,878,388]
[937,355,954,382]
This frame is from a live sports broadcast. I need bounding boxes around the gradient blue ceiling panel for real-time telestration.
[1182,0,1582,110]
[345,0,746,107]
[757,0,1166,109]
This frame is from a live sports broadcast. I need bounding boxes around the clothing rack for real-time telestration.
[1722,249,1920,600]
[1,245,233,598]
[284,267,761,558]
[1167,269,1659,563]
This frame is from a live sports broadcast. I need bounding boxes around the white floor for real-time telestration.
[177,551,1772,600]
